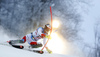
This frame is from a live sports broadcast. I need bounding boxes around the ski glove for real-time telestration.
[45,35,51,39]
[41,34,46,38]
[45,35,49,38]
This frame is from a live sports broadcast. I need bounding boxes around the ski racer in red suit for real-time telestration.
[8,24,52,53]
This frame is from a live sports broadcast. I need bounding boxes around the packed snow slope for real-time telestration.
[0,44,74,57]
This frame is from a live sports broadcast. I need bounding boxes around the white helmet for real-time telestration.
[45,24,51,29]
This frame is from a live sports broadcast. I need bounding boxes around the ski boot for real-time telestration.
[46,47,52,54]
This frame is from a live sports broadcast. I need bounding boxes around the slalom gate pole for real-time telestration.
[41,6,52,51]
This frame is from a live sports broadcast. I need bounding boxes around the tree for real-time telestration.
[0,0,88,41]
[94,20,100,57]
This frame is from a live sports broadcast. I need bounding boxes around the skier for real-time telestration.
[8,24,52,53]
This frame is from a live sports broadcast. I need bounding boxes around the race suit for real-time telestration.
[22,27,48,46]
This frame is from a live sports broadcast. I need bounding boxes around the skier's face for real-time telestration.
[44,28,50,33]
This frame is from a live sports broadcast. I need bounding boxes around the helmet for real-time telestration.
[44,24,51,33]
[45,24,51,29]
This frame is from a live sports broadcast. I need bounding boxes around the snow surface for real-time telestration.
[0,38,84,57]
[0,36,78,57]
[0,45,70,57]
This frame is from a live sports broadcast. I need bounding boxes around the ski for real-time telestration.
[33,50,44,54]
[0,42,44,54]
[11,45,44,54]
[12,45,44,54]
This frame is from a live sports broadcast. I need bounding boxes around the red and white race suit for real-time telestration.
[22,27,48,47]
